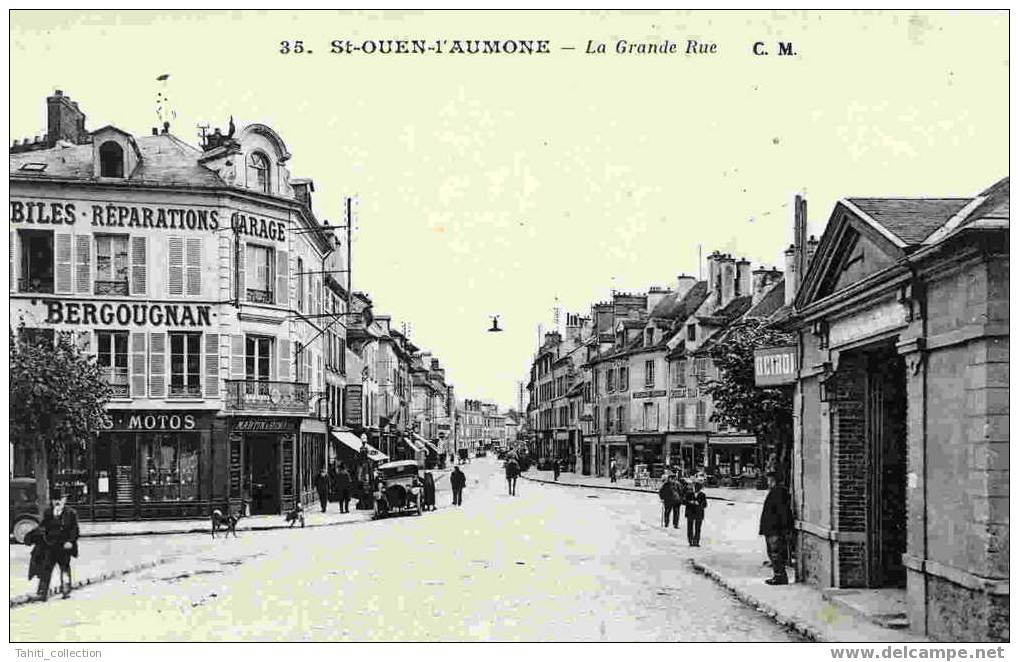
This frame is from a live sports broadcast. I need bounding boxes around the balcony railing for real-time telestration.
[168,383,203,399]
[95,279,129,296]
[246,288,274,304]
[18,277,54,293]
[101,367,130,398]
[224,379,310,412]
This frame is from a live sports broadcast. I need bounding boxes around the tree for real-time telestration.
[10,330,112,513]
[702,319,795,481]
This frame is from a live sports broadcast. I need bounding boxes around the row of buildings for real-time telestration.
[9,90,482,519]
[523,178,1009,641]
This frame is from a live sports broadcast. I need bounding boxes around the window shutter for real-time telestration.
[278,338,291,382]
[168,237,184,296]
[9,231,16,292]
[131,333,147,399]
[317,354,323,390]
[130,236,147,296]
[696,400,706,429]
[74,235,91,294]
[186,238,202,296]
[204,333,220,397]
[231,334,244,379]
[305,348,312,386]
[55,232,73,293]
[149,332,166,398]
[276,250,288,307]
[236,241,246,301]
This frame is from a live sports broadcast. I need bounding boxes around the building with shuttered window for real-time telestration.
[10,91,336,519]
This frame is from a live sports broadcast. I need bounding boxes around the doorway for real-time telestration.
[245,434,280,515]
[865,349,907,588]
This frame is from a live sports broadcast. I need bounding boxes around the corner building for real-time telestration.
[10,91,335,519]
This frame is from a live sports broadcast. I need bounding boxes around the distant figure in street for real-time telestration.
[450,467,466,506]
[27,488,79,601]
[327,463,339,501]
[609,459,618,483]
[659,475,683,529]
[685,481,708,546]
[335,463,352,514]
[505,457,520,496]
[760,471,794,585]
[314,469,330,513]
[422,472,437,511]
[552,458,561,481]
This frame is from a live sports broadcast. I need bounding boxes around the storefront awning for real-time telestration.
[414,434,440,454]
[402,435,426,453]
[709,435,758,447]
[331,430,388,462]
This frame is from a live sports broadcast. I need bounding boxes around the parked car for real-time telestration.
[10,478,41,544]
[476,450,487,458]
[372,461,423,519]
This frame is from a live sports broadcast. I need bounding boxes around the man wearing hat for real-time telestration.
[27,487,80,600]
[759,471,794,585]
[685,480,708,546]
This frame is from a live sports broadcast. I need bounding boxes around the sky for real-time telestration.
[9,10,1008,409]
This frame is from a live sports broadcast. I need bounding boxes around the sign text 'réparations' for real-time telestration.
[9,199,221,230]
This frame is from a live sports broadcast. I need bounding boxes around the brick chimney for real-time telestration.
[753,267,783,305]
[675,274,697,300]
[647,286,671,315]
[292,178,314,208]
[46,90,87,146]
[735,259,751,298]
[784,245,798,306]
[718,254,737,308]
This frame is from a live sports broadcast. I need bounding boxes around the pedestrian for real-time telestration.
[552,458,561,482]
[27,488,79,601]
[314,468,330,513]
[505,457,520,496]
[327,463,338,502]
[336,463,352,514]
[422,472,436,511]
[685,481,708,546]
[450,466,466,506]
[609,459,617,483]
[658,474,682,529]
[760,471,794,585]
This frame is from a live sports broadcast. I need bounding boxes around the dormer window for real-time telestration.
[687,324,697,341]
[99,141,124,177]
[247,152,271,194]
[645,329,654,346]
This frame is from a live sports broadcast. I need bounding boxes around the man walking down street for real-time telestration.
[450,466,466,506]
[760,471,794,585]
[336,464,352,514]
[314,469,330,513]
[505,456,519,496]
[609,459,617,483]
[658,475,682,529]
[27,488,80,601]
[685,481,707,546]
[552,458,561,482]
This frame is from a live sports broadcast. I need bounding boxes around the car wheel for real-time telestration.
[13,517,38,544]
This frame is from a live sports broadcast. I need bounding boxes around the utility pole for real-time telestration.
[346,196,353,319]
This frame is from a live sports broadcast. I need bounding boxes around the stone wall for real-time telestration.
[926,573,1009,642]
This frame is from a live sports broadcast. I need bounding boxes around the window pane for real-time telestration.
[140,434,179,502]
[179,435,200,501]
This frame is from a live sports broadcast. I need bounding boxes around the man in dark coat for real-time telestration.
[760,471,794,585]
[335,464,352,514]
[314,469,330,513]
[450,467,466,506]
[504,457,520,496]
[658,475,682,529]
[28,488,80,600]
[552,458,561,482]
[685,481,708,546]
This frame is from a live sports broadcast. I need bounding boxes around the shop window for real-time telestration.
[246,243,275,303]
[246,335,274,381]
[95,234,129,295]
[97,331,129,397]
[18,229,54,293]
[99,141,124,178]
[247,151,271,194]
[139,433,200,502]
[169,332,202,398]
[52,440,88,504]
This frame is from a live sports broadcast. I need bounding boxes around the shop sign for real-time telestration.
[754,346,798,386]
[104,411,200,431]
[632,390,667,399]
[10,198,221,231]
[828,301,906,348]
[233,417,297,432]
[343,385,364,427]
[669,387,698,398]
[41,300,213,328]
[230,212,287,243]
[555,431,569,441]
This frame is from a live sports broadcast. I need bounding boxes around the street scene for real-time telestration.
[8,10,1008,646]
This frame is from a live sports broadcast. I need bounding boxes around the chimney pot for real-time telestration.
[152,128,159,136]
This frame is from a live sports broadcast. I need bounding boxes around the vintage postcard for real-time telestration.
[7,8,1009,652]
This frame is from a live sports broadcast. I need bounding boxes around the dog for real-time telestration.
[284,502,305,528]
[211,508,241,538]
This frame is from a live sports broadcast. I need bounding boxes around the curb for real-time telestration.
[10,557,176,609]
[687,558,824,643]
[76,512,375,539]
[520,474,744,503]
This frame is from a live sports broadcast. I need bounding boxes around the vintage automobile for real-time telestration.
[372,460,423,518]
[10,477,41,544]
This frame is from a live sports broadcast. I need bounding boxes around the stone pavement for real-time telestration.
[522,468,929,643]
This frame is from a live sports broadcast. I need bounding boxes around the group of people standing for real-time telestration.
[314,463,356,514]
[27,488,80,601]
[657,475,708,546]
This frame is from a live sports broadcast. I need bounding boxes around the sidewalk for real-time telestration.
[524,468,928,643]
[523,469,767,504]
